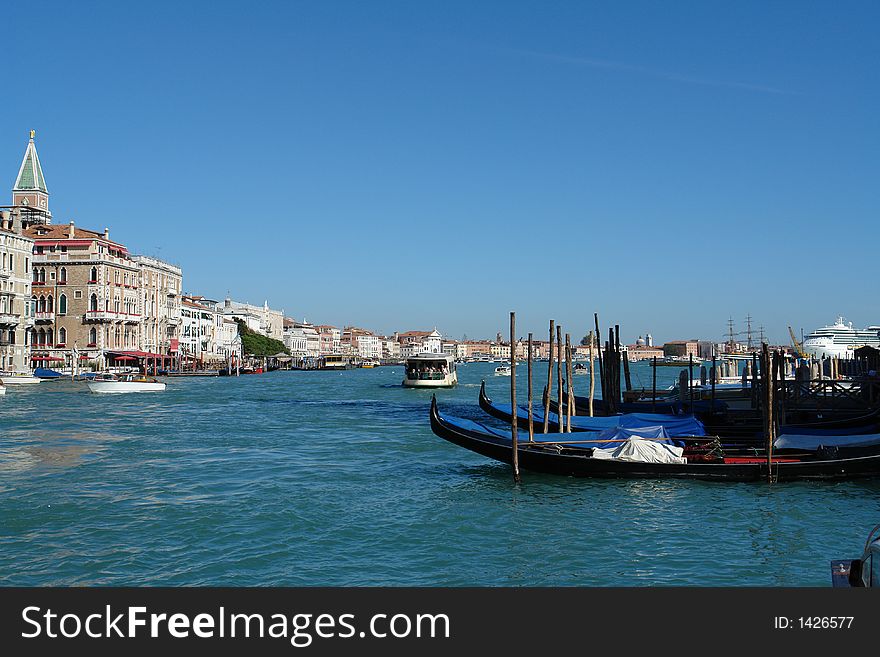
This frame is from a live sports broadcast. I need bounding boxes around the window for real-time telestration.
[47,296,53,312]
[58,327,66,345]
[89,327,97,345]
[90,294,98,312]
[90,267,97,283]
[74,290,82,300]
[50,271,56,280]
[59,267,67,284]
[59,294,67,315]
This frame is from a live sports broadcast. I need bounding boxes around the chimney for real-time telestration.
[68,221,75,239]
[10,209,20,232]
[0,210,8,231]
[103,228,109,240]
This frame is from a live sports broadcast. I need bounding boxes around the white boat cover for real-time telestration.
[591,429,687,464]
[774,432,880,451]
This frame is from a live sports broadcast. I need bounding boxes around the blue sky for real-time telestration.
[4,1,878,344]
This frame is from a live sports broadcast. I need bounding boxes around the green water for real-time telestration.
[0,361,876,585]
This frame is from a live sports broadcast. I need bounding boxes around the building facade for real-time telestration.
[134,255,182,358]
[0,209,34,372]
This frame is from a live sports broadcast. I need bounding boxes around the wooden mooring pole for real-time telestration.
[543,320,554,434]
[510,312,520,483]
[588,330,595,417]
[556,324,563,424]
[594,313,604,406]
[762,343,775,484]
[652,356,657,412]
[565,333,573,432]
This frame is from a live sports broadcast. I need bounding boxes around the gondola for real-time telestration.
[478,381,705,435]
[429,396,880,482]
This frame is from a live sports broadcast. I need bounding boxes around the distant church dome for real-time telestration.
[636,336,646,347]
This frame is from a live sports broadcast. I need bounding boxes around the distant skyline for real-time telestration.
[4,1,879,344]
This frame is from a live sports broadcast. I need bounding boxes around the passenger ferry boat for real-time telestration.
[320,355,351,370]
[403,353,457,388]
[802,316,880,359]
[87,373,166,393]
[494,365,512,376]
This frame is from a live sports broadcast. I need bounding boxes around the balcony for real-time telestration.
[84,310,116,322]
[166,286,178,297]
[0,313,19,325]
[34,311,55,322]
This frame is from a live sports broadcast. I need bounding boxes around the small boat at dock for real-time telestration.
[0,371,42,385]
[87,373,166,393]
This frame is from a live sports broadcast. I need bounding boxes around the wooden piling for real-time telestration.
[510,311,520,483]
[556,324,563,422]
[623,350,632,392]
[565,333,573,432]
[762,343,774,484]
[527,332,534,442]
[652,356,657,412]
[594,313,604,404]
[543,320,554,434]
[588,330,595,417]
[711,355,716,412]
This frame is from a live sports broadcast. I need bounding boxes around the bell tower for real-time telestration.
[12,130,51,225]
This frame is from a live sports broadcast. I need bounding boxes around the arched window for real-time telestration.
[90,294,98,312]
[47,329,53,345]
[59,267,67,284]
[39,268,46,283]
[31,296,36,314]
[59,327,66,345]
[89,327,97,345]
[59,294,67,315]
[46,295,53,312]
[38,296,46,312]
[37,329,45,345]
[90,267,97,283]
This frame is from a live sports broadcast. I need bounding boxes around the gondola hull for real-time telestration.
[430,397,880,482]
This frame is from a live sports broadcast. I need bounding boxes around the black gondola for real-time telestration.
[478,381,706,436]
[429,396,880,482]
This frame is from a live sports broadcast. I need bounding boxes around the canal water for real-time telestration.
[0,361,876,586]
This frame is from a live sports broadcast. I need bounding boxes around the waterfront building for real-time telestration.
[315,325,340,355]
[490,343,511,360]
[26,221,141,369]
[625,344,665,361]
[381,336,401,360]
[356,332,381,360]
[222,299,283,340]
[461,340,492,358]
[396,329,443,356]
[216,318,242,362]
[662,340,700,359]
[0,209,34,371]
[283,319,320,359]
[133,255,182,359]
[180,295,225,366]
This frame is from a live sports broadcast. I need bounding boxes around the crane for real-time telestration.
[788,326,808,358]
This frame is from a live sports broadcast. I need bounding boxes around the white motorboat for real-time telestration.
[403,353,457,388]
[0,371,42,385]
[0,382,6,395]
[494,365,512,376]
[87,373,166,393]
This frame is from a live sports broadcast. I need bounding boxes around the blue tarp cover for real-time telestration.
[442,413,679,449]
[491,402,705,436]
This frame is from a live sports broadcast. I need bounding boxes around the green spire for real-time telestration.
[14,130,48,193]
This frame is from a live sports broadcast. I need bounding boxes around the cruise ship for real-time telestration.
[802,316,880,359]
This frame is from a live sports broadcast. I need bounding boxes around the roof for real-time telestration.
[14,132,47,193]
[24,223,127,250]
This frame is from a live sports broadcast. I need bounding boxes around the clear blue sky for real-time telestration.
[4,1,878,344]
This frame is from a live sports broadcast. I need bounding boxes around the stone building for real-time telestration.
[0,209,34,372]
[26,222,141,367]
[134,255,182,358]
